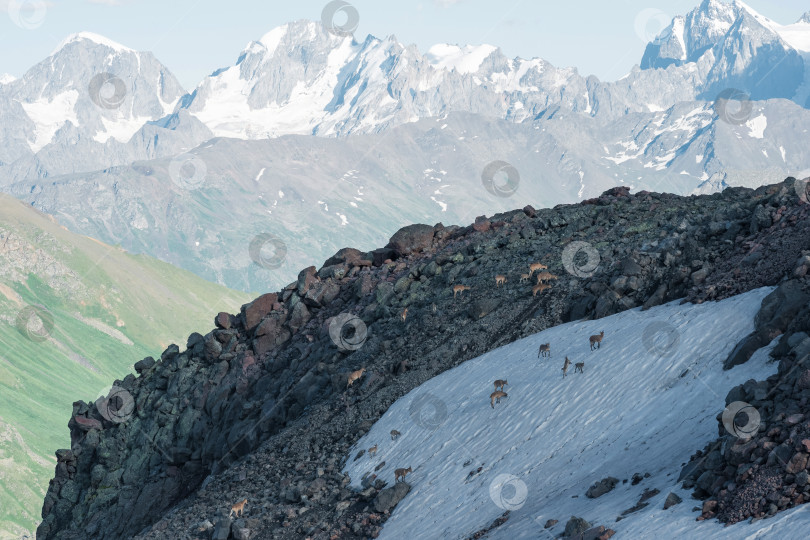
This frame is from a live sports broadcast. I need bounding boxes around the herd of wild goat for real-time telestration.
[226,261,608,511]
[337,261,608,491]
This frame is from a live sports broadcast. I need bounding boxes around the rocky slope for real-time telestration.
[36,177,810,539]
[679,279,810,524]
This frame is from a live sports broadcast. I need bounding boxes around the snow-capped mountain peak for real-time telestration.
[52,31,134,55]
[0,30,190,174]
[425,43,499,74]
[2,3,810,189]
[799,12,810,24]
[729,1,810,52]
[639,2,809,105]
[0,73,15,85]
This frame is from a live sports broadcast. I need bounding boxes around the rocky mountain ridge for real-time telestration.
[37,177,810,539]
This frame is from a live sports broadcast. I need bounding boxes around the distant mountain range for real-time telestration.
[0,0,808,185]
[0,0,809,293]
[8,102,810,293]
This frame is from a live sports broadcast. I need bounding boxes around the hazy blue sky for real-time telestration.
[1,0,807,90]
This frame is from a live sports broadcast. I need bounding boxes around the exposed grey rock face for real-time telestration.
[640,1,808,105]
[0,33,211,186]
[9,99,810,293]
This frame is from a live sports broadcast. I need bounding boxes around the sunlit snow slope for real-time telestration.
[344,287,810,539]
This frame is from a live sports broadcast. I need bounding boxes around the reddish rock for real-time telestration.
[603,186,631,198]
[785,452,808,474]
[73,416,103,431]
[786,413,805,425]
[472,216,491,232]
[522,205,536,217]
[255,316,282,338]
[253,326,291,357]
[242,293,279,332]
[801,439,810,453]
[241,354,256,372]
[214,312,232,329]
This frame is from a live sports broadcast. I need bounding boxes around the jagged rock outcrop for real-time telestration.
[38,178,810,539]
[680,279,810,524]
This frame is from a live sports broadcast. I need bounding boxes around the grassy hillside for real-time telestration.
[0,194,253,539]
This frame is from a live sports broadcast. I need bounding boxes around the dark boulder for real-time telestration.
[386,224,435,256]
[563,516,591,537]
[323,247,365,267]
[373,482,411,513]
[585,477,618,498]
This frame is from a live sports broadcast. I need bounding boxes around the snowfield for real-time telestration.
[344,287,810,539]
